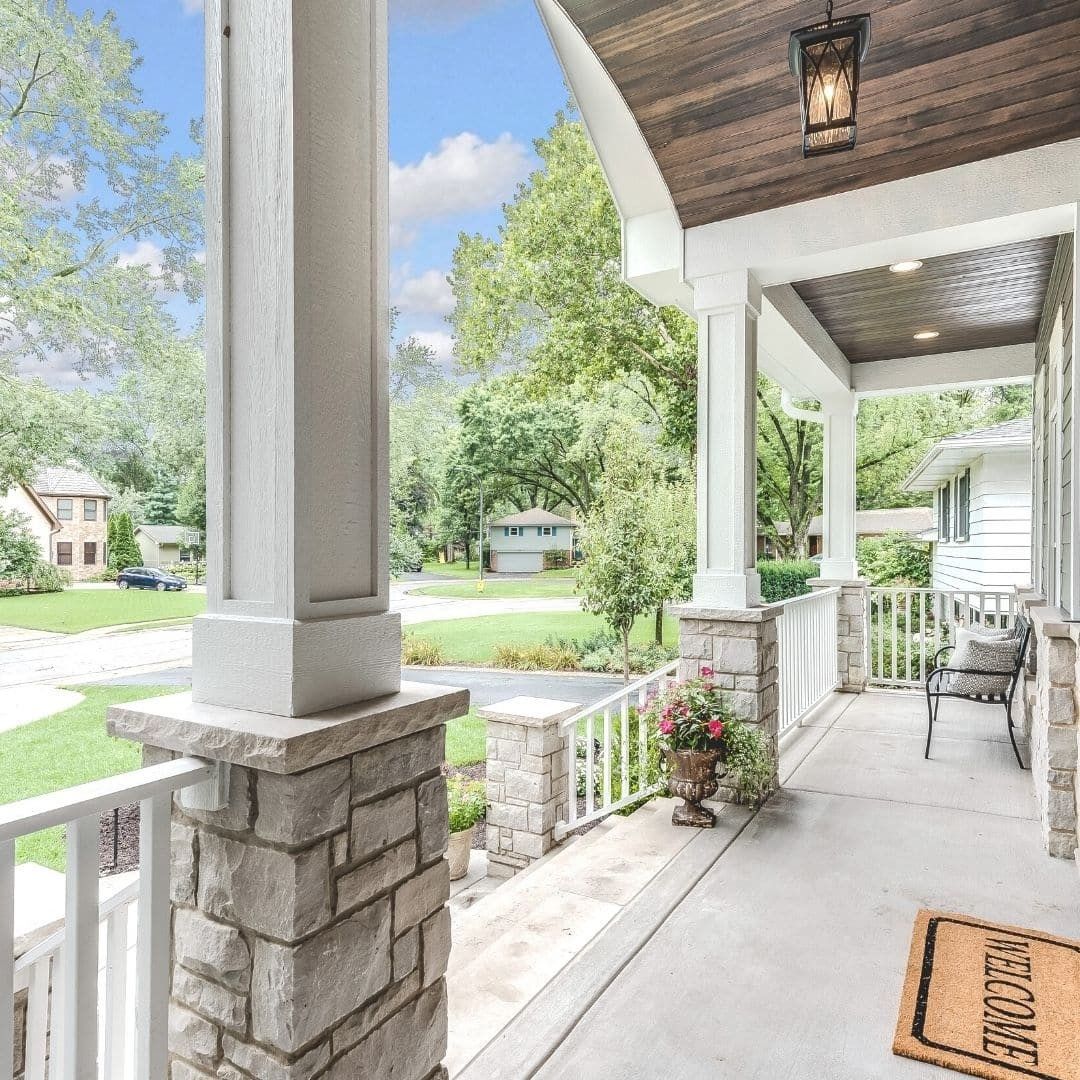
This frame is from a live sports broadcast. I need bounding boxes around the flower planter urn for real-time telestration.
[664,748,720,828]
[448,826,474,880]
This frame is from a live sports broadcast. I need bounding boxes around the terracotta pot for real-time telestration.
[663,748,720,828]
[448,826,474,880]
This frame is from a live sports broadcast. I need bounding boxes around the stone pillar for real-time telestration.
[195,0,399,718]
[818,396,860,582]
[810,578,868,693]
[691,271,762,609]
[108,683,468,1079]
[675,606,780,799]
[477,698,579,878]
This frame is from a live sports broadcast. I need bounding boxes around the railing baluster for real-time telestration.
[638,687,648,798]
[1,839,14,1080]
[602,708,613,809]
[620,698,630,801]
[51,947,64,1080]
[104,903,129,1079]
[24,958,49,1080]
[136,792,171,1080]
[566,733,577,829]
[584,715,595,819]
[64,815,99,1080]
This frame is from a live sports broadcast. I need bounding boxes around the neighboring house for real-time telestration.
[135,524,197,568]
[902,420,1033,603]
[27,464,111,582]
[0,483,62,567]
[760,507,934,558]
[486,509,576,573]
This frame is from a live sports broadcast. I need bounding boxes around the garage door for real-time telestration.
[495,551,543,573]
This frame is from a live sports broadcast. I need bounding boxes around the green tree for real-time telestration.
[450,111,697,451]
[0,365,69,489]
[107,511,140,572]
[856,532,932,588]
[0,508,42,588]
[175,453,206,533]
[144,475,179,525]
[650,477,696,645]
[110,486,148,523]
[578,433,665,683]
[1,1,204,377]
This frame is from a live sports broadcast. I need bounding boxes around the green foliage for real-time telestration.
[0,508,42,586]
[450,111,697,451]
[389,513,424,577]
[543,549,571,570]
[29,562,69,593]
[757,559,817,603]
[107,512,141,571]
[857,531,932,587]
[447,778,486,834]
[401,636,445,667]
[721,722,774,808]
[492,642,581,671]
[144,476,179,525]
[579,641,677,675]
[110,486,149,523]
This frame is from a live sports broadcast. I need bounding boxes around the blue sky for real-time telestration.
[48,0,566,385]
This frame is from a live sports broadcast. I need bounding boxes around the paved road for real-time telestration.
[99,664,626,708]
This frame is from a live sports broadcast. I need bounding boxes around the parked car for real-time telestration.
[117,567,188,592]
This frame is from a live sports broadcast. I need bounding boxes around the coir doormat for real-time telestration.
[893,910,1080,1080]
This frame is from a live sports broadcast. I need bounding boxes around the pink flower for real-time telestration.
[708,719,724,739]
[701,666,714,677]
[658,719,675,735]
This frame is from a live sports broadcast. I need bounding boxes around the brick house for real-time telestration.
[30,464,112,581]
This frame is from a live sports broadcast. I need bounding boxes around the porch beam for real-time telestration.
[692,271,761,609]
[852,344,1035,397]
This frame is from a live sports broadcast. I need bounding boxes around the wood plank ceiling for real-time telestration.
[557,0,1080,228]
[792,236,1059,363]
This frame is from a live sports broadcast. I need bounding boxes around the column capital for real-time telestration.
[692,269,762,317]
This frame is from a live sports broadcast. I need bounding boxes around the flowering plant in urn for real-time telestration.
[645,669,771,827]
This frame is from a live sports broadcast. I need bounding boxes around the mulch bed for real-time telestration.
[99,804,140,876]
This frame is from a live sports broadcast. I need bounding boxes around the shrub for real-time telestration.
[756,559,817,603]
[492,643,580,671]
[857,531,932,588]
[389,528,424,577]
[163,562,201,582]
[447,778,486,834]
[402,636,445,666]
[30,562,70,593]
[580,642,677,675]
[543,549,571,570]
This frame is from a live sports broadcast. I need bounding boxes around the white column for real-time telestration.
[1070,202,1080,617]
[692,272,761,609]
[195,0,399,717]
[819,394,860,581]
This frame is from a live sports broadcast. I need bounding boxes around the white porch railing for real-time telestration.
[769,588,841,736]
[868,588,1017,687]
[1,757,216,1080]
[556,661,678,839]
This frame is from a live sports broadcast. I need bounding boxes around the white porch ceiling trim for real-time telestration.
[853,344,1035,398]
[904,430,1032,492]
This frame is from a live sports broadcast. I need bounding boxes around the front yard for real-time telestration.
[0,589,206,633]
[412,579,578,600]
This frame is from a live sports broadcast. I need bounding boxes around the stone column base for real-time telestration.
[108,681,469,1079]
[673,604,780,801]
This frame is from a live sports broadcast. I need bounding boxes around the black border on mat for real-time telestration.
[911,915,1080,1080]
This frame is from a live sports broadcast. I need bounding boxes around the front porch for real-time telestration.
[448,689,1079,1079]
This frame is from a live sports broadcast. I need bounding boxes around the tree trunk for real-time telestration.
[621,626,631,685]
[463,539,471,570]
[654,606,664,646]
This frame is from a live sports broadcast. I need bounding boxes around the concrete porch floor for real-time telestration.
[453,690,1079,1080]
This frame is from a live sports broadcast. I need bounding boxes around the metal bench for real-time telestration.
[924,613,1031,769]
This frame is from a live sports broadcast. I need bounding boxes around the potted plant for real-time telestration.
[645,668,772,828]
[447,778,486,880]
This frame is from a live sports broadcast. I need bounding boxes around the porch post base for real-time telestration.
[478,697,578,877]
[809,578,868,693]
[673,605,780,801]
[107,682,469,1079]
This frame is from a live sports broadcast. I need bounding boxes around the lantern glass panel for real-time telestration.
[803,34,856,152]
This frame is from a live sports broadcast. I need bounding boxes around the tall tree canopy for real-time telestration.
[450,111,697,451]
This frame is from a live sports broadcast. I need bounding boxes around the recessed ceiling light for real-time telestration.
[890,260,923,273]
[914,330,940,341]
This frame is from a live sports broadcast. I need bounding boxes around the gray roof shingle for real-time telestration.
[31,463,111,498]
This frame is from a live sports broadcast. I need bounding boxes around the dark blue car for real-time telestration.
[117,567,188,592]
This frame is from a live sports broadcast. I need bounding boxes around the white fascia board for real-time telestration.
[903,435,1032,492]
[759,286,851,405]
[854,344,1035,398]
[683,138,1080,286]
[535,0,690,312]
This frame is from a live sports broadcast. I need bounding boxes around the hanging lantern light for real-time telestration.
[789,1,871,157]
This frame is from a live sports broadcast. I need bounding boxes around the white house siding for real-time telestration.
[487,526,573,574]
[0,487,53,561]
[136,535,181,568]
[1032,235,1074,610]
[933,449,1032,594]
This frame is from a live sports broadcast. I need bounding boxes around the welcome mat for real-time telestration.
[894,910,1080,1080]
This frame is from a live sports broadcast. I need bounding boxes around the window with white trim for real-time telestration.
[939,483,951,542]
[955,470,970,542]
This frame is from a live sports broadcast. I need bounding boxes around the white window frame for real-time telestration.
[1049,307,1064,608]
[540,526,553,536]
[507,526,522,537]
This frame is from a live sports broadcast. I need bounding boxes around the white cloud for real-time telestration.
[180,0,204,14]
[393,268,454,317]
[116,240,167,276]
[390,132,530,231]
[391,0,504,26]
[410,331,455,369]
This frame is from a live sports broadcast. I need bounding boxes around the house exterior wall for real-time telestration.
[931,450,1032,593]
[137,535,181,568]
[486,527,573,555]
[43,496,109,581]
[0,486,54,561]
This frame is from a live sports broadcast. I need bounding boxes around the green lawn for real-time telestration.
[2,684,483,870]
[404,611,678,664]
[420,560,578,582]
[413,579,578,600]
[0,589,206,633]
[1,684,181,870]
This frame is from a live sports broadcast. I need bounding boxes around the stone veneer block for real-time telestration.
[108,682,467,1078]
[809,578,868,693]
[478,697,580,877]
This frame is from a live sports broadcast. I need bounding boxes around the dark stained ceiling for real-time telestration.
[791,236,1060,363]
[557,1,1080,228]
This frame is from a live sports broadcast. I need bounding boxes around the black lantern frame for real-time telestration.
[788,3,871,158]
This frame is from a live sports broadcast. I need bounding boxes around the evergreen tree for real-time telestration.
[144,477,179,525]
[108,512,141,572]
